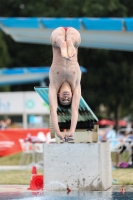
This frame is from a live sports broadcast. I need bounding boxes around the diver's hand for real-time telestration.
[65,131,74,137]
[64,132,74,142]
[57,132,74,142]
[64,136,74,142]
[57,133,65,142]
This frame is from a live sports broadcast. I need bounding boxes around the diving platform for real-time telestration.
[35,86,112,191]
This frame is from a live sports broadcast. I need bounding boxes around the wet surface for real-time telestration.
[0,186,133,200]
[0,191,133,200]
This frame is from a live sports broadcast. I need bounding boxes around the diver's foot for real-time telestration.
[67,39,76,58]
[60,41,69,60]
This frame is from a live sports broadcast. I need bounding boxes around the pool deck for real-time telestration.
[0,166,133,192]
[0,184,133,200]
[0,166,133,200]
[0,184,133,193]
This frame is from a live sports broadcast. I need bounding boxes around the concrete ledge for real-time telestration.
[43,142,112,191]
[55,125,99,143]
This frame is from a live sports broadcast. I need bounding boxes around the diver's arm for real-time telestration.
[49,84,65,140]
[69,83,81,135]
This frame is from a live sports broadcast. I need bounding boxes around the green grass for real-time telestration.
[0,169,43,185]
[111,152,129,164]
[0,152,22,166]
[112,169,133,185]
[0,152,133,185]
[0,168,133,185]
[0,170,33,185]
[0,152,43,184]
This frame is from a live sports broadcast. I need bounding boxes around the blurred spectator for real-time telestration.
[24,133,41,143]
[0,120,5,129]
[110,130,133,167]
[0,118,11,130]
[99,124,116,142]
[24,132,55,144]
[104,125,116,141]
[37,131,46,143]
[128,131,133,140]
[99,126,133,167]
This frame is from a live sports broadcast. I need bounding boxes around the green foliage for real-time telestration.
[0,0,133,17]
[82,0,127,17]
[80,48,133,120]
[0,31,11,68]
[5,39,52,67]
[0,86,10,92]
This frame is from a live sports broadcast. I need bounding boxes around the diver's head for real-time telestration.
[58,82,72,107]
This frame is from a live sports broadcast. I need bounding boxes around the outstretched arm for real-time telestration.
[49,84,65,140]
[65,83,81,137]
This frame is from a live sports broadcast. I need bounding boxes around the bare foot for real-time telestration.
[60,41,69,60]
[66,39,76,58]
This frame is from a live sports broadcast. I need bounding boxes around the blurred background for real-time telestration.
[0,0,133,164]
[0,1,133,129]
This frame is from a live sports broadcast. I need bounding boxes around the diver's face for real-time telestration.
[58,90,72,105]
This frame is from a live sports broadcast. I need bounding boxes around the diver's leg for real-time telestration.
[66,27,81,58]
[50,27,69,59]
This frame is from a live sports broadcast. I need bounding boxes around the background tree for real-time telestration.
[0,31,11,67]
[0,31,11,91]
[79,48,133,130]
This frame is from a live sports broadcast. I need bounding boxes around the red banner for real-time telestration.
[0,128,50,157]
